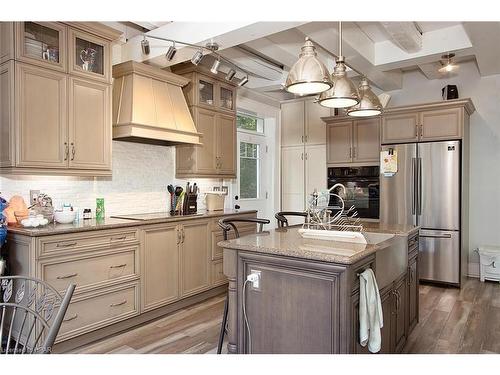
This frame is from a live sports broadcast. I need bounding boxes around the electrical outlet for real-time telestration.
[249,269,261,291]
[29,190,40,206]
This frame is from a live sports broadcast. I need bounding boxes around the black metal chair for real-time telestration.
[275,211,308,228]
[0,276,75,354]
[216,217,270,354]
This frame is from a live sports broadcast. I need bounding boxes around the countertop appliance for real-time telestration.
[327,166,380,220]
[380,140,460,285]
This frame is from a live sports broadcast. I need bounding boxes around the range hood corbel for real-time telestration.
[112,61,202,146]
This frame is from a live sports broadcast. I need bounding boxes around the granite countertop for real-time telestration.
[7,209,257,237]
[219,223,419,265]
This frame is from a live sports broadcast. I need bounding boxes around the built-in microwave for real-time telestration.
[327,166,380,219]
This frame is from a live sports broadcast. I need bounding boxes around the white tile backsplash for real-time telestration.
[0,141,230,216]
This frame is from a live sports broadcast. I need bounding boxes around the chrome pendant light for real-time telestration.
[318,22,360,108]
[347,78,383,117]
[285,37,332,96]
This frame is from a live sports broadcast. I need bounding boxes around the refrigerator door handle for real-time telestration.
[420,234,452,239]
[411,157,416,215]
[417,157,422,216]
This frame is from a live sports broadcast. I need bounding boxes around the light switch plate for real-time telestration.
[29,190,40,206]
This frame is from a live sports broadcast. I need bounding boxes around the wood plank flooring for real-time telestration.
[72,278,500,354]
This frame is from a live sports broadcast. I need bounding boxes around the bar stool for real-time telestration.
[275,211,308,228]
[216,217,270,354]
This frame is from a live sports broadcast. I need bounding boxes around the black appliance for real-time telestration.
[327,166,380,219]
[442,85,459,100]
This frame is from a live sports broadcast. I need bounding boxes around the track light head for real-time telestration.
[165,42,177,61]
[238,76,249,87]
[225,69,236,81]
[141,37,150,55]
[191,49,204,65]
[211,58,221,74]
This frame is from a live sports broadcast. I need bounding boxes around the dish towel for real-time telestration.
[359,268,384,353]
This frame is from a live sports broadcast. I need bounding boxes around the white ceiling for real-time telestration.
[113,21,500,101]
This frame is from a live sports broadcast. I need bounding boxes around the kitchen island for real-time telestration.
[220,223,419,354]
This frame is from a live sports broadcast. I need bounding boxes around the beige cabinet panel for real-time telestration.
[68,28,111,83]
[15,22,67,72]
[420,107,462,141]
[281,101,305,146]
[0,61,14,167]
[381,113,418,144]
[305,99,329,145]
[142,225,179,311]
[0,22,14,64]
[180,221,210,297]
[353,118,380,163]
[195,108,218,174]
[305,144,326,201]
[217,113,236,175]
[68,77,111,170]
[281,146,305,219]
[16,63,68,168]
[327,122,352,164]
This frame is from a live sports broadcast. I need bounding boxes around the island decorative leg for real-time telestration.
[223,249,238,354]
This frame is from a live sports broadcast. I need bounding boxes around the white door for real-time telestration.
[232,131,271,221]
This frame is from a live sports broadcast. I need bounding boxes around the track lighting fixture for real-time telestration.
[165,42,177,61]
[191,49,204,65]
[211,58,221,74]
[238,76,249,87]
[141,37,150,55]
[225,69,236,81]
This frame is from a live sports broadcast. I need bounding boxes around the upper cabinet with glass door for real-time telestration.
[219,83,235,113]
[69,28,111,83]
[15,22,67,72]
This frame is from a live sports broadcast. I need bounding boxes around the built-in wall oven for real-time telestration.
[327,166,380,219]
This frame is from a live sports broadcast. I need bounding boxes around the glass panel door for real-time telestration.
[74,37,104,75]
[220,86,234,111]
[16,22,67,71]
[23,22,60,63]
[198,80,214,106]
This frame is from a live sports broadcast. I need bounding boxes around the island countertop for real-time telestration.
[6,209,257,237]
[219,224,419,265]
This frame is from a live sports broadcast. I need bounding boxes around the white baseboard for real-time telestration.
[468,262,480,278]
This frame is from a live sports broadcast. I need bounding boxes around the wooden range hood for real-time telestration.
[112,61,202,146]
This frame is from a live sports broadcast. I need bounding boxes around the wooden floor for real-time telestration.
[73,278,500,354]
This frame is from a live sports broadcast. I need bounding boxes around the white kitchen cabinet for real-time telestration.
[305,144,327,202]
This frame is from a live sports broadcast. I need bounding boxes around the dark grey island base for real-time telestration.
[220,224,420,354]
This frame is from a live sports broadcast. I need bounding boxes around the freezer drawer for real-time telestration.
[419,229,460,284]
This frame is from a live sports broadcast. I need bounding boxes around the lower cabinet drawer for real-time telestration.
[57,282,139,341]
[211,260,227,286]
[41,247,138,293]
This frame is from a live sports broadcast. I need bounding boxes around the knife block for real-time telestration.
[183,193,198,215]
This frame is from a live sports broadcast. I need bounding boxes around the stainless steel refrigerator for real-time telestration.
[380,141,461,285]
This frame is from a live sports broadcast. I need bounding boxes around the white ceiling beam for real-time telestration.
[380,22,422,53]
[118,22,307,68]
[418,62,445,80]
[296,22,403,91]
[373,24,473,70]
[463,22,500,76]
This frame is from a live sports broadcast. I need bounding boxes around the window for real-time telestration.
[239,142,260,199]
[237,112,264,134]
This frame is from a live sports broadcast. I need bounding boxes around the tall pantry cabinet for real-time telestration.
[0,22,120,176]
[281,99,332,221]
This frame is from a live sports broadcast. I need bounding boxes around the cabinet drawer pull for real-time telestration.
[71,143,75,161]
[109,300,127,307]
[111,236,127,241]
[56,273,78,280]
[56,242,77,248]
[109,263,127,269]
[63,313,78,322]
[64,142,69,161]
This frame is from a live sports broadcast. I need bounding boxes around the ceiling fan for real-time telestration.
[438,53,459,74]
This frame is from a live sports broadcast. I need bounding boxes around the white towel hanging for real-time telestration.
[358,268,384,353]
